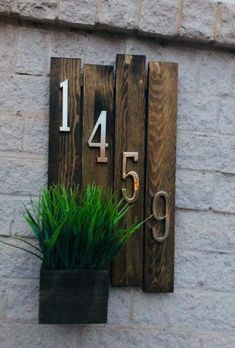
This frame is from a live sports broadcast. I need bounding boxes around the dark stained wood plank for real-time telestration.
[48,58,82,187]
[143,61,178,292]
[82,64,114,189]
[112,54,146,287]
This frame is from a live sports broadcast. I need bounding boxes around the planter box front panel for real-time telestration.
[39,270,109,324]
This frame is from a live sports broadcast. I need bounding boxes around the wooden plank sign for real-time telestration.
[48,55,178,292]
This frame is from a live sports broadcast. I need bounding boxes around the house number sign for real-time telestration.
[48,55,178,293]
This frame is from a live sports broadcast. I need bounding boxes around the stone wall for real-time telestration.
[0,1,235,347]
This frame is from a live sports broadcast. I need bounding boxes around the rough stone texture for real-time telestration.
[0,280,7,320]
[16,28,47,76]
[139,0,180,37]
[175,249,235,291]
[212,173,235,213]
[177,132,221,171]
[0,0,15,14]
[98,0,141,29]
[108,288,132,324]
[7,279,39,322]
[23,114,48,154]
[0,324,79,348]
[17,0,57,20]
[175,209,235,253]
[78,326,235,348]
[178,92,219,132]
[0,157,47,195]
[133,289,235,331]
[0,197,15,236]
[196,49,234,97]
[0,240,41,279]
[59,0,97,25]
[0,75,49,113]
[0,112,24,152]
[0,24,17,72]
[216,3,235,45]
[181,0,217,41]
[0,16,234,348]
[2,0,235,50]
[50,30,127,68]
[176,169,215,210]
[218,96,235,134]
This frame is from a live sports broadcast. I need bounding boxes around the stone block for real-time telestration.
[23,114,48,154]
[0,197,15,236]
[178,92,219,132]
[0,157,47,195]
[132,288,235,331]
[16,28,47,76]
[139,0,180,37]
[108,288,131,324]
[98,0,140,29]
[59,0,97,25]
[0,112,24,152]
[0,0,15,14]
[79,326,235,348]
[7,279,39,322]
[212,173,235,213]
[175,249,235,292]
[0,24,16,72]
[0,279,7,320]
[176,169,214,210]
[0,239,41,279]
[50,30,126,66]
[176,132,220,171]
[196,49,234,96]
[180,0,217,41]
[11,196,33,237]
[216,3,235,46]
[0,75,49,113]
[17,0,57,20]
[218,96,235,135]
[220,136,235,174]
[0,324,78,348]
[175,209,235,253]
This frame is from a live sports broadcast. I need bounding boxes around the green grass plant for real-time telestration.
[0,184,143,270]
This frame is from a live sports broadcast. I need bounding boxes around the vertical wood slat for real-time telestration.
[48,58,82,187]
[143,62,178,292]
[112,54,146,287]
[82,64,114,189]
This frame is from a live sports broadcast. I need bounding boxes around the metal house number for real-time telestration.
[60,79,169,242]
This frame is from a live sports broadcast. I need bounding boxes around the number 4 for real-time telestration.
[88,110,108,163]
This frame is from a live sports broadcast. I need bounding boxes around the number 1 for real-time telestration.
[60,79,70,132]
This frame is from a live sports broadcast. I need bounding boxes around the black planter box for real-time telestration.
[39,269,109,324]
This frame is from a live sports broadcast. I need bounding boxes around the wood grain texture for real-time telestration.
[112,54,146,287]
[143,62,178,292]
[82,64,114,189]
[48,58,82,187]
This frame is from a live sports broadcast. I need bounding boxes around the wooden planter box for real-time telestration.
[39,269,109,324]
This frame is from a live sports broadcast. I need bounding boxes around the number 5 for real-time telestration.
[121,152,139,203]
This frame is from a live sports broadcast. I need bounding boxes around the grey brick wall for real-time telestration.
[0,1,235,347]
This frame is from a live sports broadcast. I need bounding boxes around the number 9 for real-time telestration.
[152,191,170,243]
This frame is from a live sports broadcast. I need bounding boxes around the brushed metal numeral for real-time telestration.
[88,110,108,163]
[152,191,170,243]
[121,152,139,203]
[60,79,70,132]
